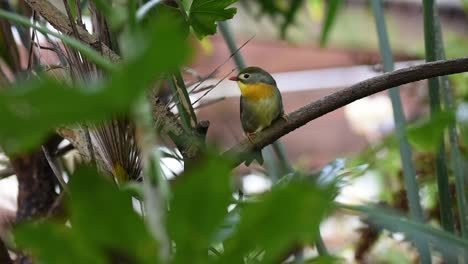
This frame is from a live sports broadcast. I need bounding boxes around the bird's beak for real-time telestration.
[228,76,238,81]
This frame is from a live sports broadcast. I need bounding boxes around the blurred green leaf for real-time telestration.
[15,222,106,264]
[180,0,192,10]
[168,152,233,263]
[92,0,127,29]
[188,0,237,39]
[319,0,342,47]
[239,0,304,39]
[142,3,190,37]
[15,166,158,264]
[244,0,281,17]
[280,0,304,39]
[69,166,158,263]
[462,0,468,14]
[0,14,190,154]
[305,255,342,263]
[212,205,241,244]
[121,181,145,200]
[407,111,455,151]
[342,204,468,258]
[457,102,468,146]
[218,180,334,263]
[68,0,78,19]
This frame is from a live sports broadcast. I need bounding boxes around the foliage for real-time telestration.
[0,0,468,263]
[407,111,455,151]
[189,0,238,39]
[319,0,341,46]
[15,166,158,264]
[15,154,335,264]
[239,0,305,39]
[0,13,189,154]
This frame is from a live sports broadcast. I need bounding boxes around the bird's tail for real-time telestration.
[244,149,264,166]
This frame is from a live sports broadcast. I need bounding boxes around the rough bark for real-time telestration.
[11,148,57,222]
[0,238,12,264]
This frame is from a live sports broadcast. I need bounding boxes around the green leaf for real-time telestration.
[211,205,241,244]
[69,166,158,264]
[121,181,145,200]
[92,0,127,29]
[15,222,106,264]
[319,0,342,47]
[141,3,190,37]
[463,0,468,14]
[14,166,158,264]
[189,0,237,39]
[168,152,233,263]
[180,0,193,10]
[0,14,190,154]
[218,180,334,263]
[306,255,343,264]
[407,111,455,151]
[68,0,78,19]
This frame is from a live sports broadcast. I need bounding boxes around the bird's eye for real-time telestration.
[243,73,250,79]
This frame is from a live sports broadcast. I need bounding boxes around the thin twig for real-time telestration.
[193,97,226,110]
[0,167,14,179]
[62,0,80,39]
[183,67,205,82]
[34,42,56,51]
[191,68,235,106]
[26,11,36,71]
[54,143,75,156]
[166,36,254,107]
[76,0,82,25]
[191,84,215,94]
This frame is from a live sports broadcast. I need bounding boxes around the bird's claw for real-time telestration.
[281,114,289,122]
[246,132,255,143]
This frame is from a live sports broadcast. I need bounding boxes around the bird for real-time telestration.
[229,66,286,165]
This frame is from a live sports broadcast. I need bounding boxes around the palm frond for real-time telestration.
[92,119,142,183]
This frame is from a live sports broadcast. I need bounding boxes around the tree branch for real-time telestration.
[25,0,119,62]
[11,149,57,222]
[223,57,468,167]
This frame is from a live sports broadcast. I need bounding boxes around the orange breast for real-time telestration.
[238,82,276,100]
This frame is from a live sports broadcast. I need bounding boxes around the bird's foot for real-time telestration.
[246,132,256,143]
[281,114,289,122]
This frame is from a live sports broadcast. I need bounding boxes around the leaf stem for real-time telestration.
[371,1,431,262]
[423,0,455,235]
[430,0,468,241]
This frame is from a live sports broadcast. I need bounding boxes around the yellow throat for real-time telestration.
[237,82,276,100]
